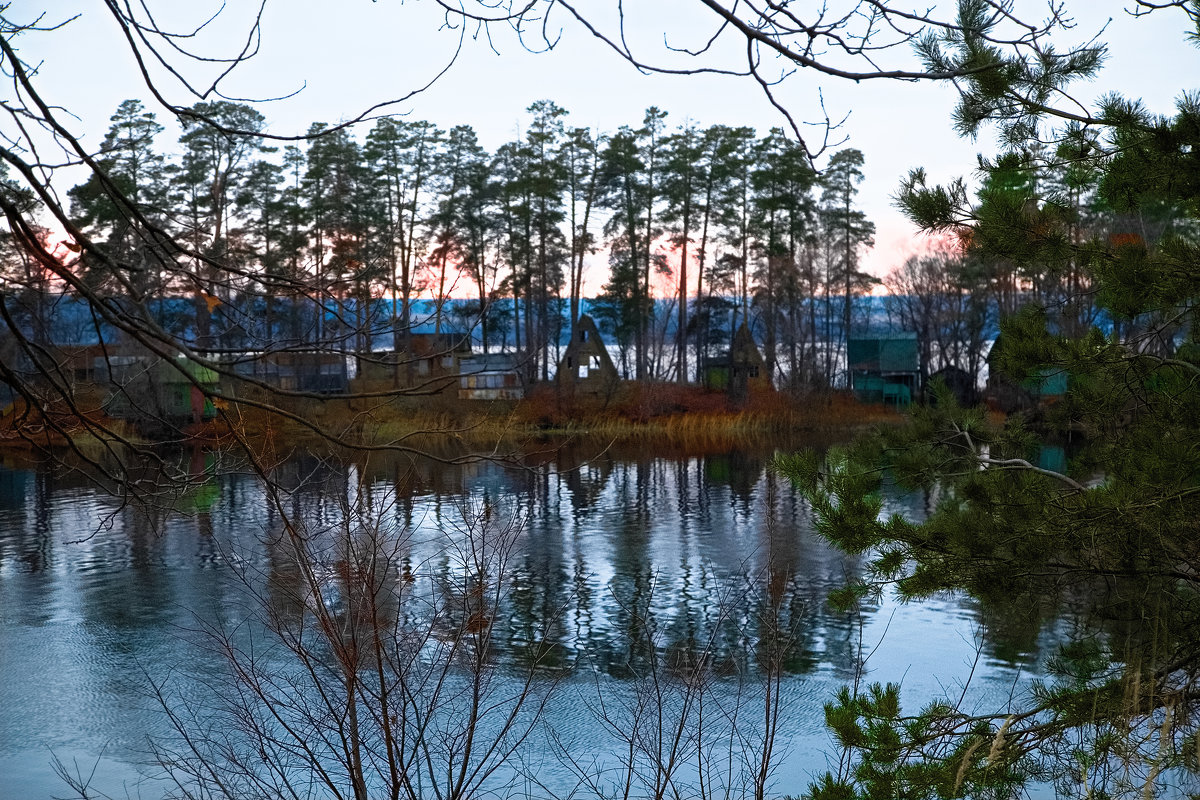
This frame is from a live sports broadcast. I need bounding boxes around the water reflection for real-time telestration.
[0,445,1053,798]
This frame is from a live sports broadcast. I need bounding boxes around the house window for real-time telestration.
[580,329,588,342]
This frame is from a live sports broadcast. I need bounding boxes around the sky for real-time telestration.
[19,1,1200,283]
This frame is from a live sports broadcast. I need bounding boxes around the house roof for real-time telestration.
[559,314,617,374]
[460,353,527,373]
[848,333,919,373]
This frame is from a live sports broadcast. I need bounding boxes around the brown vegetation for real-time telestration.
[0,381,902,457]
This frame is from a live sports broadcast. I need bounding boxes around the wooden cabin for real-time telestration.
[984,335,1068,412]
[229,351,349,394]
[36,344,106,388]
[104,354,219,424]
[928,365,977,406]
[357,331,473,390]
[848,333,920,407]
[458,353,526,401]
[703,323,771,403]
[556,315,618,394]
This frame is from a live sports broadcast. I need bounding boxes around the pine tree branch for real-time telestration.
[975,455,1088,491]
[955,423,1087,492]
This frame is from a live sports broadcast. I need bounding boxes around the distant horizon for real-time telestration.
[6,290,1003,350]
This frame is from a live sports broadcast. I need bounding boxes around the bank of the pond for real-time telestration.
[0,383,907,455]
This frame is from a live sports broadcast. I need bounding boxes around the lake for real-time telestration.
[0,442,1058,799]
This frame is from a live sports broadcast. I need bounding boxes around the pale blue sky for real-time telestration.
[25,1,1200,279]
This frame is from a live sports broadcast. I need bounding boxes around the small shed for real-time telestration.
[848,333,920,407]
[458,353,525,401]
[1024,367,1068,401]
[928,365,977,407]
[703,323,771,402]
[230,351,349,394]
[31,344,116,388]
[105,355,219,424]
[984,335,1067,412]
[358,331,473,388]
[557,315,618,394]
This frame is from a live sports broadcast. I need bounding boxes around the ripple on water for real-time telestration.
[0,455,1061,800]
[0,751,165,800]
[0,620,167,755]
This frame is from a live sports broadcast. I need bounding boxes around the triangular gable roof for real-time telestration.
[557,314,619,388]
[560,315,617,371]
[729,323,766,367]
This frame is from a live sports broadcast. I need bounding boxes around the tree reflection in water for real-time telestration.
[0,444,1053,799]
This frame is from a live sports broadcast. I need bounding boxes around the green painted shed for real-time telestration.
[104,355,219,424]
[848,333,920,407]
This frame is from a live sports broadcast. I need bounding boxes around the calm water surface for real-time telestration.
[0,445,1061,798]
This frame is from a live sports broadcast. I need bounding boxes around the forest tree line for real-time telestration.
[44,99,882,387]
[2,97,1169,393]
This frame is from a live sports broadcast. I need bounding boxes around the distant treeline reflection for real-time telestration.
[253,445,867,680]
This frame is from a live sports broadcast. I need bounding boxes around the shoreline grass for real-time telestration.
[0,384,905,458]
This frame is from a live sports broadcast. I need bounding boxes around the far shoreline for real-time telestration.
[0,383,911,459]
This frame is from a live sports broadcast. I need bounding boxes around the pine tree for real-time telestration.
[819,148,875,375]
[493,137,534,361]
[777,9,1200,798]
[563,125,602,339]
[713,126,757,331]
[68,99,169,296]
[751,128,817,384]
[690,125,741,380]
[427,125,487,335]
[364,118,439,374]
[661,120,706,383]
[454,137,500,354]
[523,101,569,378]
[598,126,651,379]
[236,158,287,343]
[302,123,373,352]
[171,101,267,351]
